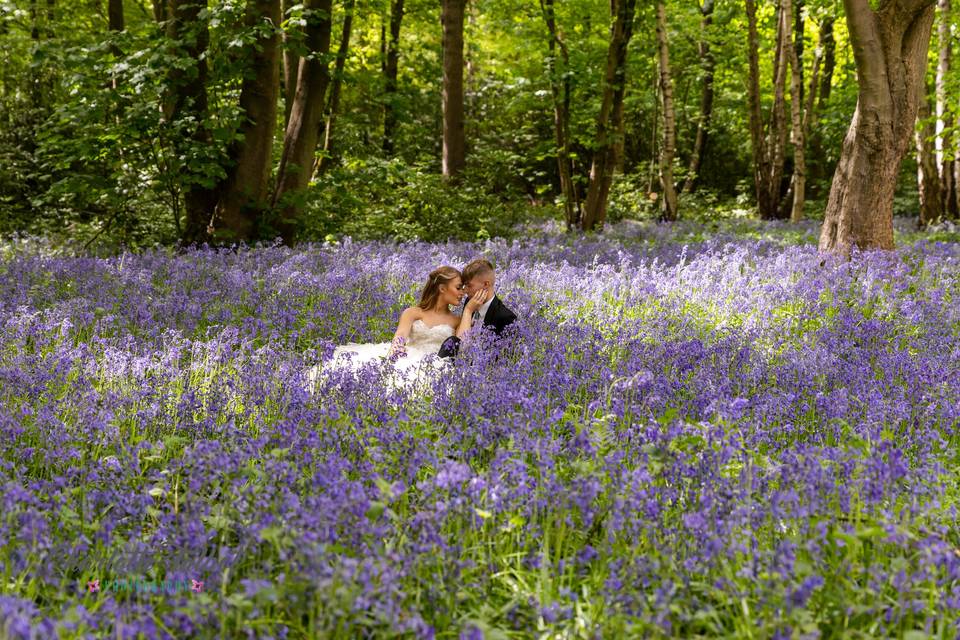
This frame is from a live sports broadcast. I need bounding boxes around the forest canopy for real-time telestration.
[0,0,957,252]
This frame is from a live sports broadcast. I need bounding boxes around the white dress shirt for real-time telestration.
[476,295,494,322]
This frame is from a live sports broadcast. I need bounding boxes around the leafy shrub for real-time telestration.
[302,157,549,242]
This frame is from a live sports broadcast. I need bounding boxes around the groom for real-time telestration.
[438,258,516,359]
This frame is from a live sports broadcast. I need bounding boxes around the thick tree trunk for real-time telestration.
[316,0,356,174]
[819,0,936,254]
[656,2,678,221]
[441,0,466,178]
[272,0,333,244]
[165,0,220,244]
[581,0,638,231]
[541,0,580,229]
[382,0,404,154]
[281,0,298,126]
[916,92,942,227]
[209,0,281,243]
[681,0,714,195]
[936,0,958,217]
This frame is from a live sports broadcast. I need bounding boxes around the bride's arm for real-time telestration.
[455,289,489,338]
[390,307,421,356]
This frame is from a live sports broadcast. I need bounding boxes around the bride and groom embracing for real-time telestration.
[316,258,517,382]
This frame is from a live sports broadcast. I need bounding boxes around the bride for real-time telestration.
[308,266,489,389]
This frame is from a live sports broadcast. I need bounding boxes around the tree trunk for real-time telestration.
[817,17,835,108]
[209,0,281,243]
[108,0,124,58]
[656,2,678,221]
[316,0,356,174]
[165,0,220,244]
[955,152,960,218]
[916,91,942,227]
[793,0,804,103]
[541,0,580,229]
[272,0,333,244]
[680,0,714,195]
[819,0,936,254]
[745,0,789,220]
[936,0,958,217]
[768,0,790,219]
[382,0,404,154]
[580,0,638,231]
[109,0,124,32]
[152,0,164,22]
[441,0,466,178]
[281,0,298,126]
[809,15,834,189]
[785,0,805,223]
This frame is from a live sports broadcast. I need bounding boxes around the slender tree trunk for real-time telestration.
[681,0,714,195]
[818,17,835,108]
[281,0,298,126]
[108,0,124,60]
[809,15,834,189]
[316,0,355,173]
[382,0,404,154]
[165,0,220,244]
[109,0,124,32]
[745,0,789,220]
[209,0,281,243]
[793,0,804,102]
[785,0,806,223]
[917,90,942,227]
[581,0,638,231]
[441,0,466,178]
[768,0,790,219]
[45,0,54,38]
[936,0,958,217]
[272,0,333,244]
[955,151,960,218]
[656,2,678,221]
[541,0,580,229]
[29,0,42,110]
[819,0,936,254]
[152,0,164,22]
[745,0,766,216]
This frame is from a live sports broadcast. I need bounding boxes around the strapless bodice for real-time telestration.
[406,319,455,353]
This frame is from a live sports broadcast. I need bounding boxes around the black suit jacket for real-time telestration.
[437,294,516,358]
[481,295,517,336]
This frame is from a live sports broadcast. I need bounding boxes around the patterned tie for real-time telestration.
[472,309,480,323]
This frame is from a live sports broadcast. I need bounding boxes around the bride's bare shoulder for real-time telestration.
[399,306,424,321]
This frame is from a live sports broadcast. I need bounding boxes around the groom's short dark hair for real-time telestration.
[462,258,494,283]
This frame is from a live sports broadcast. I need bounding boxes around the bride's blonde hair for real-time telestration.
[418,266,461,311]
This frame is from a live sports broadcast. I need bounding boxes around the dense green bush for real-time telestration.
[302,157,549,242]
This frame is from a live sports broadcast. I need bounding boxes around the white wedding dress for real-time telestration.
[307,319,454,392]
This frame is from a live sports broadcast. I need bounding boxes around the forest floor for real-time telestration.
[1,217,959,638]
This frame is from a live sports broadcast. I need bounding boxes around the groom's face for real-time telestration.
[462,273,494,301]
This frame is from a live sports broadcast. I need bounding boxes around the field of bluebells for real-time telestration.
[2,218,960,639]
